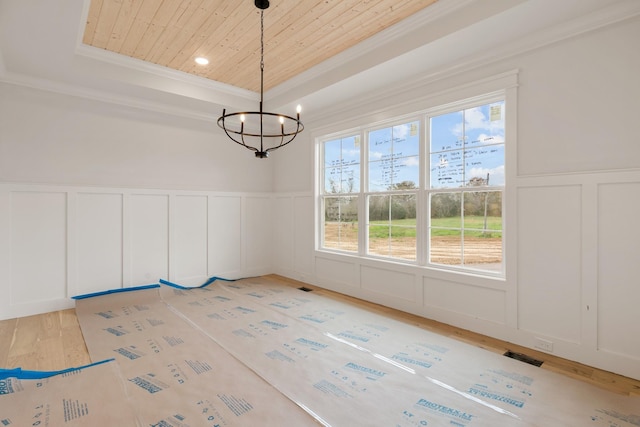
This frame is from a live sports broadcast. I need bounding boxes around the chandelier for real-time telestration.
[217,0,304,158]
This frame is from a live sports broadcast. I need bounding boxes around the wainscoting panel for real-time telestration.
[130,194,169,285]
[315,256,359,289]
[517,185,582,343]
[245,196,273,275]
[272,194,314,280]
[423,277,506,324]
[360,265,416,302]
[76,192,123,296]
[294,196,314,277]
[209,196,242,277]
[10,191,67,305]
[273,196,294,273]
[171,195,208,285]
[597,182,640,359]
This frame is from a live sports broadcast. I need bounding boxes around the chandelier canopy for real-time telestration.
[217,0,304,158]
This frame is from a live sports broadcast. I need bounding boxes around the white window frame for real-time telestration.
[316,83,515,279]
[425,94,506,276]
[364,118,422,262]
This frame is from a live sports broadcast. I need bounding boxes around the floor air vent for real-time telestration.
[298,287,313,292]
[504,351,543,367]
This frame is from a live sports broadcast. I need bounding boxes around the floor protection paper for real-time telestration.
[68,277,640,426]
[160,281,522,426]
[74,285,320,426]
[160,276,640,427]
[0,359,139,426]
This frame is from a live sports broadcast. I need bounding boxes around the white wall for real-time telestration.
[0,83,272,192]
[272,16,640,380]
[0,83,276,319]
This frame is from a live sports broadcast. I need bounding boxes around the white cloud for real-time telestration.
[344,148,360,158]
[465,107,487,129]
[451,123,464,138]
[402,157,420,167]
[451,108,504,143]
[393,123,410,139]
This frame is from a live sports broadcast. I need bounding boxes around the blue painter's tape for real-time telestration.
[0,367,21,380]
[159,276,236,289]
[72,284,160,300]
[0,358,115,380]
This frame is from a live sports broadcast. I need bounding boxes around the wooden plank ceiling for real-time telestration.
[83,0,438,92]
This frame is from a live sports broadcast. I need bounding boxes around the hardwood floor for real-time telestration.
[1,274,638,397]
[0,308,91,371]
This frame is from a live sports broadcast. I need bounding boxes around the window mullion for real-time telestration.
[359,130,367,257]
[418,115,428,266]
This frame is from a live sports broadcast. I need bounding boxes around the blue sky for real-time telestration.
[368,121,420,191]
[430,101,505,188]
[324,101,505,193]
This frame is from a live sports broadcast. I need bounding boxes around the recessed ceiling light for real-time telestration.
[195,57,209,65]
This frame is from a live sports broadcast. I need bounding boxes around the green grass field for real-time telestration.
[367,216,502,238]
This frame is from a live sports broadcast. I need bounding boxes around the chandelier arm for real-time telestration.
[225,128,258,153]
[265,122,303,153]
[218,111,258,152]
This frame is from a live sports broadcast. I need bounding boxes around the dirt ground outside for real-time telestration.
[323,222,502,266]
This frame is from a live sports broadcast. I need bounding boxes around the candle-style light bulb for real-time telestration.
[296,105,302,117]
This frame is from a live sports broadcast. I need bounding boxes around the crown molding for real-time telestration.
[0,71,217,123]
[74,44,258,103]
[491,0,640,61]
[267,0,475,99]
[407,0,640,95]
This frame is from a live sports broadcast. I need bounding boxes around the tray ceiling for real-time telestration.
[82,0,438,93]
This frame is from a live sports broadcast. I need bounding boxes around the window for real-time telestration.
[319,95,506,276]
[428,101,504,272]
[367,122,419,260]
[322,135,360,252]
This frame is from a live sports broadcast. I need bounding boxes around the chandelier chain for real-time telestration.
[260,11,264,71]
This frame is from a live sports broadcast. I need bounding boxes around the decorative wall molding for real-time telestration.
[0,183,276,320]
[271,166,640,381]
